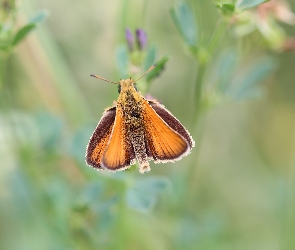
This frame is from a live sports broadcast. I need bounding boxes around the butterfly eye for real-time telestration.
[118,85,121,93]
[134,84,138,91]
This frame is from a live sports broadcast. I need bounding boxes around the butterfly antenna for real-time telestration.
[90,74,117,84]
[134,65,156,82]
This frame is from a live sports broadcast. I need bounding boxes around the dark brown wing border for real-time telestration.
[86,107,116,169]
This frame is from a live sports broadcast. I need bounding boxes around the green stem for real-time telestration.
[0,52,11,112]
[23,3,92,127]
[184,17,228,214]
[119,0,129,41]
[142,0,148,26]
[0,53,7,95]
[281,128,295,249]
[207,19,227,54]
[192,62,206,126]
[0,52,22,154]
[191,20,227,126]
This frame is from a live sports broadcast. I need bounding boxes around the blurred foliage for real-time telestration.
[1,0,295,249]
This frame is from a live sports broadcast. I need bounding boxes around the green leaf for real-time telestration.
[215,49,238,92]
[236,0,268,10]
[74,182,104,212]
[116,45,129,79]
[228,57,276,100]
[170,3,197,46]
[125,177,170,213]
[9,112,39,146]
[216,3,235,15]
[143,45,156,72]
[146,56,169,83]
[70,125,96,165]
[44,179,73,213]
[126,188,156,213]
[29,10,49,24]
[138,177,170,194]
[12,10,48,46]
[0,42,11,51]
[12,23,36,46]
[34,112,62,150]
[8,170,34,215]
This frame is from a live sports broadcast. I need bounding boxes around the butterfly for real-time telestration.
[86,65,194,173]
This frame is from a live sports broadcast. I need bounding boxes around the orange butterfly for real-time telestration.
[86,65,194,174]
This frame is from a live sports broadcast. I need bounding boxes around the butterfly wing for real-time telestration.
[143,100,194,163]
[101,107,136,171]
[149,100,194,148]
[86,107,116,169]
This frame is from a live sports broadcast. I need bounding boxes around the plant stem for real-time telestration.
[207,20,227,54]
[281,127,295,249]
[0,52,10,112]
[192,61,206,125]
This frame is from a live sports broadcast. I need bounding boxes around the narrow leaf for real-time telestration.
[216,49,238,92]
[12,10,48,46]
[170,3,197,46]
[144,45,156,72]
[216,3,235,15]
[13,23,36,46]
[229,57,276,99]
[116,45,129,79]
[29,10,49,24]
[236,0,268,10]
[146,56,169,83]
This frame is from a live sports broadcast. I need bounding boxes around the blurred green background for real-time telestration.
[1,0,295,249]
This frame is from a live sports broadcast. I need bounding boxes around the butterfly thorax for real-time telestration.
[117,79,145,131]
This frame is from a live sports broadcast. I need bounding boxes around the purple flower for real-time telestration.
[136,29,147,50]
[125,28,134,51]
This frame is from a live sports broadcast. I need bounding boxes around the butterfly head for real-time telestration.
[118,78,138,94]
[91,65,155,94]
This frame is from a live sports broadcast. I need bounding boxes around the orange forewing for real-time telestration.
[101,108,135,170]
[86,107,116,169]
[149,100,194,148]
[142,100,190,162]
